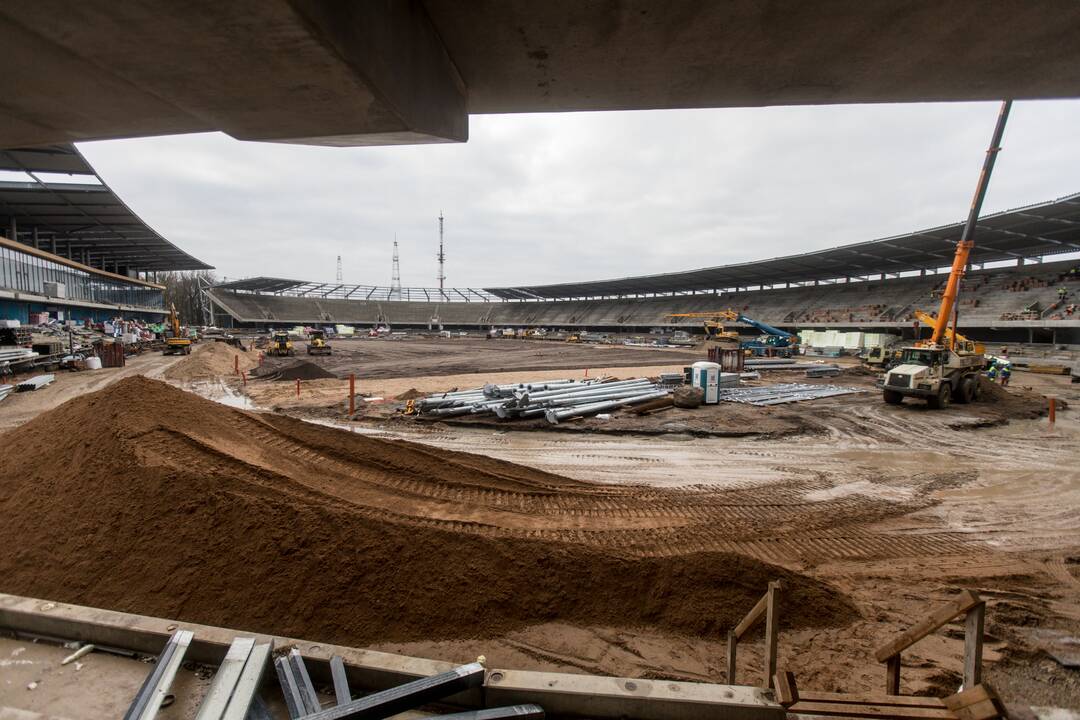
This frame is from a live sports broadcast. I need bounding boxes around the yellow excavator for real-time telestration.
[666,312,741,342]
[162,304,192,355]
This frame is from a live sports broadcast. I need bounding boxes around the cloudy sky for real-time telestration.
[77,99,1080,289]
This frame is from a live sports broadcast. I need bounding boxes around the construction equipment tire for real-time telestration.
[955,377,975,404]
[883,389,904,405]
[927,384,950,410]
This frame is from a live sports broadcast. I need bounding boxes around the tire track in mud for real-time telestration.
[134,406,983,564]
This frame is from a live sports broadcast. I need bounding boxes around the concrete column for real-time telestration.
[32,226,39,249]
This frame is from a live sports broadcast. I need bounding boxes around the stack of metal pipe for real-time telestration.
[416,377,670,424]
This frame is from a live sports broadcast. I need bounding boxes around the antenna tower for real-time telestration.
[336,255,343,283]
[390,238,402,300]
[437,212,446,300]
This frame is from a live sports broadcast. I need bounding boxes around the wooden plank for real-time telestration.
[733,593,768,640]
[726,629,737,685]
[763,582,780,688]
[874,591,982,662]
[886,655,901,696]
[787,701,957,720]
[950,699,1000,720]
[773,671,798,706]
[963,603,985,689]
[798,691,946,708]
[943,685,993,711]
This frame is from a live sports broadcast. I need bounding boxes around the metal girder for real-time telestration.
[305,662,486,720]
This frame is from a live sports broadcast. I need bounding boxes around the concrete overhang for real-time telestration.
[1,1,1079,148]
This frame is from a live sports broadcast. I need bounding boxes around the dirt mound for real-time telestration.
[975,376,1051,418]
[0,377,855,646]
[164,341,258,381]
[395,388,427,400]
[257,361,337,381]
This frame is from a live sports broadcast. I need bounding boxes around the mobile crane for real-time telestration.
[883,100,1010,409]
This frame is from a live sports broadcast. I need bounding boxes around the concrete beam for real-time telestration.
[0,0,466,147]
[0,593,785,720]
[2,2,1080,147]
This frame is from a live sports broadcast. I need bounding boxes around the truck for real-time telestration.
[882,346,985,408]
[306,329,331,355]
[882,100,1011,409]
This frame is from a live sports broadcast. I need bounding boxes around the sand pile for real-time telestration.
[256,360,337,381]
[164,341,258,381]
[0,377,856,646]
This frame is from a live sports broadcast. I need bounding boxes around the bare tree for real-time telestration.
[159,270,217,325]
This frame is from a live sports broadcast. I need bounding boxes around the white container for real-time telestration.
[691,361,721,404]
[84,357,102,370]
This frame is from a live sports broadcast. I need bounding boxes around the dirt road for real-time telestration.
[258,336,703,379]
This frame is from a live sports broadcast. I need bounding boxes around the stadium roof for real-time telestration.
[486,193,1080,300]
[213,277,498,303]
[0,144,211,272]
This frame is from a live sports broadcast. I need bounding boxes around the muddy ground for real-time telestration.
[3,342,1079,708]
[257,335,704,379]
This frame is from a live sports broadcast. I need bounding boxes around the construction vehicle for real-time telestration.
[718,311,798,357]
[306,329,332,356]
[913,310,985,354]
[268,330,294,357]
[861,345,901,368]
[666,312,741,342]
[162,304,192,355]
[883,100,1010,409]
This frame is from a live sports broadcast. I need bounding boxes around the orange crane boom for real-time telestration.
[930,100,1011,347]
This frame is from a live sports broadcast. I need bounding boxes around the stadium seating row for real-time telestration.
[209,259,1080,329]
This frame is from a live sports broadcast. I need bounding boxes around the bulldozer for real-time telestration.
[162,304,192,356]
[268,331,294,357]
[306,329,332,356]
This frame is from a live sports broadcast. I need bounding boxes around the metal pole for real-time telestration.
[349,373,355,416]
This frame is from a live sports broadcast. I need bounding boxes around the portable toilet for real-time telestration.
[691,361,721,404]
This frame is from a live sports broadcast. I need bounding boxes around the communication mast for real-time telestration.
[336,255,343,283]
[436,212,446,301]
[390,238,402,301]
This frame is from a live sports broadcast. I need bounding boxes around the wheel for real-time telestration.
[970,376,982,401]
[883,389,904,405]
[926,384,951,410]
[955,378,974,404]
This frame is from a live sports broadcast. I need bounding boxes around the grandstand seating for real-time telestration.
[209,259,1080,331]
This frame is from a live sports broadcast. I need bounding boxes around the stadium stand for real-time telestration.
[208,258,1080,344]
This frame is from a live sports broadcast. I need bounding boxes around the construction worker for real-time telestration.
[986,361,998,382]
[999,361,1012,387]
[1059,286,1069,302]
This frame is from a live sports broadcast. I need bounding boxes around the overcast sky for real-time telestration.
[76,100,1080,289]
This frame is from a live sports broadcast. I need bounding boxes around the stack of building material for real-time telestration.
[805,365,842,378]
[0,384,13,403]
[716,383,864,406]
[743,358,816,371]
[718,372,741,387]
[416,377,671,424]
[15,374,54,392]
[0,347,37,368]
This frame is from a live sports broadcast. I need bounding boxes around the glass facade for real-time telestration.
[0,244,163,310]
